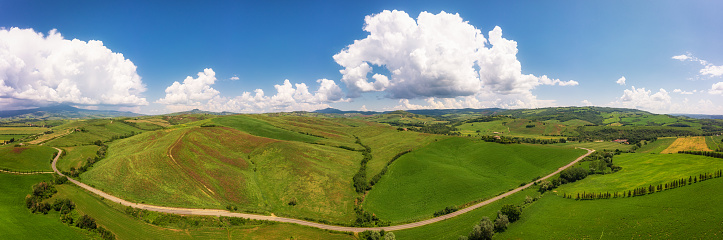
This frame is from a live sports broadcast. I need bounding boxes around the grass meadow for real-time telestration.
[212,115,321,143]
[497,177,723,239]
[705,135,723,151]
[637,137,676,153]
[364,137,586,223]
[56,145,101,172]
[553,141,634,152]
[0,145,56,171]
[0,174,89,239]
[54,181,355,240]
[81,126,361,223]
[393,187,541,240]
[557,153,723,195]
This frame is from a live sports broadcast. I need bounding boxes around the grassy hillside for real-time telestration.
[393,187,540,240]
[56,145,101,173]
[212,115,321,143]
[636,137,676,153]
[54,183,355,240]
[81,126,360,223]
[0,145,56,172]
[705,135,723,150]
[498,178,723,239]
[557,153,723,195]
[0,174,89,239]
[44,119,146,147]
[364,137,586,223]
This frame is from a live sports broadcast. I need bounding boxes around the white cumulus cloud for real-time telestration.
[672,52,723,77]
[333,10,576,103]
[157,69,347,113]
[612,86,671,112]
[672,89,693,94]
[156,68,220,106]
[616,76,626,85]
[710,82,723,95]
[0,27,147,108]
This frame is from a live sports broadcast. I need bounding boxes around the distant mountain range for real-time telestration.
[0,105,142,119]
[313,107,505,116]
[163,109,236,116]
[2,105,721,121]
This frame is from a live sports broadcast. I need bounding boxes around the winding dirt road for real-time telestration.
[51,147,594,232]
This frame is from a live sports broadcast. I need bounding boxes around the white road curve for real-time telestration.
[51,147,594,232]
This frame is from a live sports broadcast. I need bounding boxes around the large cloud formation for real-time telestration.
[0,28,147,109]
[157,68,346,112]
[333,10,577,107]
[672,53,723,77]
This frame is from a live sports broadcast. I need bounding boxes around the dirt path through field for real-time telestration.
[52,147,594,232]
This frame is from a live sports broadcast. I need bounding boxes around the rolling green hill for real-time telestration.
[363,137,586,223]
[557,152,723,195]
[80,126,361,223]
[0,145,56,172]
[0,174,89,239]
[497,177,723,239]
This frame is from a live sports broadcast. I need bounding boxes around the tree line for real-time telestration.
[24,175,115,239]
[369,150,411,187]
[678,150,723,159]
[566,169,722,200]
[460,203,524,240]
[62,140,108,178]
[480,135,567,145]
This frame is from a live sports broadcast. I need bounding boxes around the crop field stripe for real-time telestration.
[51,146,593,232]
[660,136,711,154]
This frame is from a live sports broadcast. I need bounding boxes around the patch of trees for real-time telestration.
[572,126,698,143]
[369,150,411,187]
[581,151,622,174]
[409,123,461,135]
[76,214,115,240]
[352,137,372,193]
[480,135,567,144]
[461,204,522,240]
[560,167,588,183]
[25,181,57,214]
[433,206,459,217]
[679,150,723,159]
[354,204,389,227]
[359,230,395,240]
[63,142,108,178]
[567,170,722,200]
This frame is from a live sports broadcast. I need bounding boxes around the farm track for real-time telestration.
[51,146,594,232]
[0,169,53,174]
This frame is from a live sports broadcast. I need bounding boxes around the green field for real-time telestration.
[558,153,723,195]
[637,137,676,153]
[0,174,89,239]
[393,187,540,240]
[0,126,49,134]
[456,120,509,136]
[553,141,634,151]
[56,145,101,173]
[706,135,723,151]
[498,177,723,239]
[54,183,355,240]
[81,126,360,223]
[44,119,146,147]
[212,115,321,143]
[364,137,586,223]
[0,145,56,172]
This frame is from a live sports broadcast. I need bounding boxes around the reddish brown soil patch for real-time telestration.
[12,147,28,154]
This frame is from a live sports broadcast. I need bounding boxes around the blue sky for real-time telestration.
[1,0,722,114]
